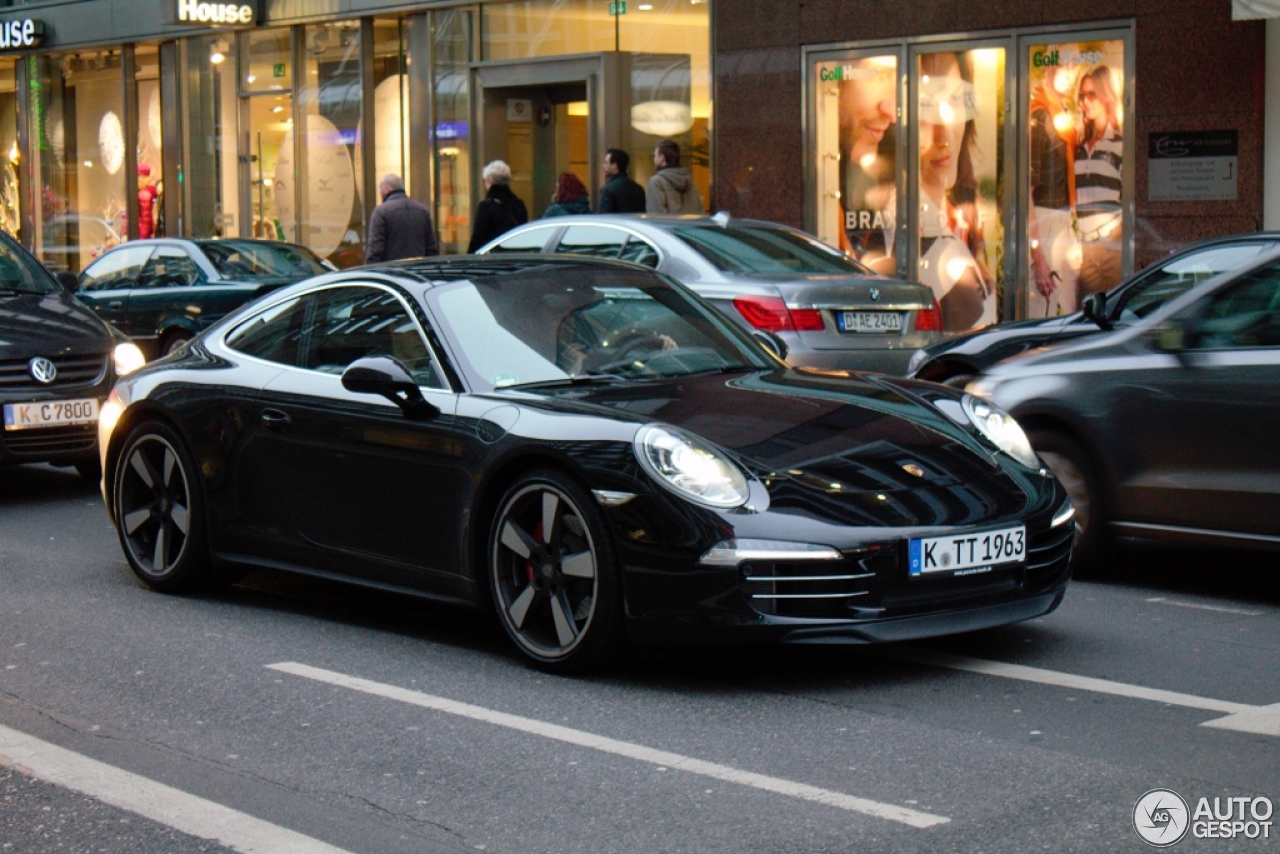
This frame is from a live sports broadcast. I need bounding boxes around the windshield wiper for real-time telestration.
[0,287,43,296]
[502,373,627,390]
[680,364,760,377]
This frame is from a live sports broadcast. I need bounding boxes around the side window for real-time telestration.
[139,247,202,288]
[488,227,556,254]
[299,286,445,388]
[79,246,153,292]
[619,236,660,268]
[1189,265,1280,350]
[554,225,626,259]
[225,296,307,366]
[1115,243,1270,324]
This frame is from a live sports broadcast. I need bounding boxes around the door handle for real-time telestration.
[260,408,291,430]
[108,300,123,308]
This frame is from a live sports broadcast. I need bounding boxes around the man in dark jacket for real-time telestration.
[467,160,529,252]
[597,149,645,214]
[365,175,436,263]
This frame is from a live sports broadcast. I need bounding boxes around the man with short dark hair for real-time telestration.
[597,148,645,214]
[646,138,703,214]
[365,174,437,263]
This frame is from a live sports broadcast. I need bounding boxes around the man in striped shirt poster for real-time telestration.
[1073,64,1123,298]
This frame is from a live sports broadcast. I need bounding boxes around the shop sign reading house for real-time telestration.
[0,19,45,51]
[177,0,256,26]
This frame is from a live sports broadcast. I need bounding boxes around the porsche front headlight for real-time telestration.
[961,394,1039,469]
[634,424,749,509]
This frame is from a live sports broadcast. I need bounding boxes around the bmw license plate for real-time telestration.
[908,525,1026,578]
[838,311,902,333]
[3,398,99,431]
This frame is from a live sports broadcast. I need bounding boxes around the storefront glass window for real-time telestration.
[372,18,409,197]
[1026,39,1126,317]
[292,21,364,267]
[813,54,899,274]
[0,59,21,239]
[433,8,472,255]
[619,0,712,210]
[915,47,1004,332]
[481,0,613,60]
[243,29,291,91]
[28,51,127,273]
[181,35,239,238]
[135,45,163,239]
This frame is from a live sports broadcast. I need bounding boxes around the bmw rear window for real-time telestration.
[670,225,871,276]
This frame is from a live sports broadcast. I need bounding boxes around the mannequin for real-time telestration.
[137,164,158,239]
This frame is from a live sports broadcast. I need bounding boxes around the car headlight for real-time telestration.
[113,342,146,376]
[907,348,928,375]
[961,394,1039,469]
[634,424,749,509]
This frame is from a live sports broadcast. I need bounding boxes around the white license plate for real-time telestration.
[3,398,99,431]
[839,311,902,333]
[908,525,1026,577]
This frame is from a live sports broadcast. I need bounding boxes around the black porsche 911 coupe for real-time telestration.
[99,256,1074,671]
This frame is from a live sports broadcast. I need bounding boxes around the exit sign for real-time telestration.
[609,1,626,14]
[272,62,286,78]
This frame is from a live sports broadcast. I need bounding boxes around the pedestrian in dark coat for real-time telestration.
[365,174,437,263]
[542,173,591,218]
[596,148,646,214]
[467,160,529,253]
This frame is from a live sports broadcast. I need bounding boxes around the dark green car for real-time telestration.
[75,239,333,358]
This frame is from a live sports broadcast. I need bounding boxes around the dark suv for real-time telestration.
[0,231,141,479]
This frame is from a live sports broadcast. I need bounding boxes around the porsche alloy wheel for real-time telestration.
[490,470,622,671]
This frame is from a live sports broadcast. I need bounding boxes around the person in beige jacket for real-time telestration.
[645,138,704,214]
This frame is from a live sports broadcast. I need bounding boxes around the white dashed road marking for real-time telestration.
[1145,597,1268,616]
[267,661,950,829]
[888,648,1280,735]
[0,724,354,854]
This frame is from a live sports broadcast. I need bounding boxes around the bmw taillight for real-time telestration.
[915,299,943,332]
[733,296,825,332]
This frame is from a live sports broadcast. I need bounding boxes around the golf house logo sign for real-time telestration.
[176,0,257,26]
[0,19,45,52]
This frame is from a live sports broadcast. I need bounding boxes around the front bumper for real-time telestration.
[614,491,1075,647]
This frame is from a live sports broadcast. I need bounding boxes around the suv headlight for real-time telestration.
[113,342,146,376]
[961,394,1038,469]
[634,424,749,509]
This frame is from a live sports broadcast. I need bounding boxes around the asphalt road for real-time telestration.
[1,463,1277,853]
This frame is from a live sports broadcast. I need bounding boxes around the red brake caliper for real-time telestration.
[525,520,544,583]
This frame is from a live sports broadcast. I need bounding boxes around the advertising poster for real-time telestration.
[914,47,1004,332]
[814,55,898,275]
[1027,39,1125,317]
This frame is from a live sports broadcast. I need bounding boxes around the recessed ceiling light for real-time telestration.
[638,3,653,8]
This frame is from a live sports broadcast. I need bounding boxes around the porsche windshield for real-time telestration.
[428,266,771,389]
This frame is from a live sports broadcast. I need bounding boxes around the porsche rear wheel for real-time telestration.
[489,469,623,672]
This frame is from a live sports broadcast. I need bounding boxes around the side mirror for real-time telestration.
[54,271,79,294]
[341,356,440,420]
[1152,320,1186,353]
[1081,292,1111,330]
[751,329,788,362]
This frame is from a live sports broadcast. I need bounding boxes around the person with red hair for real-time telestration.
[542,172,591,218]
